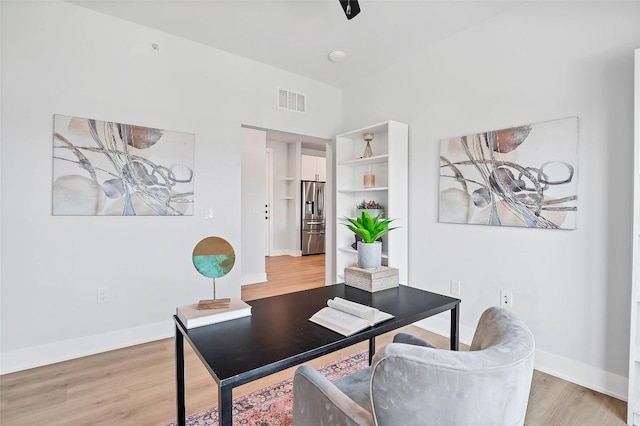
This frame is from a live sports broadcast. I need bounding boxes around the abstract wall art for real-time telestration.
[53,114,195,216]
[439,117,578,229]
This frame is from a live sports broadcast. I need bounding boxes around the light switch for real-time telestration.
[201,207,214,219]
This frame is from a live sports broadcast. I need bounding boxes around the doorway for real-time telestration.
[240,125,331,297]
[241,254,325,301]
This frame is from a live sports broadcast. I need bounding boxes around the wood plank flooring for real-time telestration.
[0,255,627,425]
[241,254,326,301]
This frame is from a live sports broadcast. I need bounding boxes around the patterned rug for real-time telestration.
[168,349,369,426]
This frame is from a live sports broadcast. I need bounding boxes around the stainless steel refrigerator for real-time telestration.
[301,181,325,255]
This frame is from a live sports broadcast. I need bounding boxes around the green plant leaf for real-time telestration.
[370,226,399,241]
[340,212,399,244]
[346,217,362,229]
[362,214,373,230]
[359,229,372,242]
[371,219,387,229]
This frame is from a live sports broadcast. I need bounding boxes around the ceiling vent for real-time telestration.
[278,89,306,113]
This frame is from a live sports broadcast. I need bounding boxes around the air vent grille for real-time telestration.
[278,89,306,113]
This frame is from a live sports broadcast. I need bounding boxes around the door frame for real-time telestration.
[266,148,274,257]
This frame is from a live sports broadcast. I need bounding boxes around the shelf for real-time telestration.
[336,121,391,139]
[339,154,388,167]
[338,187,388,193]
[338,245,388,259]
[281,177,295,181]
[282,196,294,200]
[338,246,356,254]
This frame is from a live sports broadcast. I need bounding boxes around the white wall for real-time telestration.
[0,1,341,373]
[266,140,293,255]
[241,128,267,284]
[341,1,640,399]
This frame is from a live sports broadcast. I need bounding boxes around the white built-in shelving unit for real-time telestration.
[628,48,640,426]
[281,177,295,200]
[334,121,408,283]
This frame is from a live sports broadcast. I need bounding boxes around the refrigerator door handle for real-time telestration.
[317,184,324,218]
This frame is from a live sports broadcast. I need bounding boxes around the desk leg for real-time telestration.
[450,304,459,351]
[219,385,233,426]
[368,337,375,365]
[175,325,186,426]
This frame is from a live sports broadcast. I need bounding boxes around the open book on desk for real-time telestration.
[309,297,394,336]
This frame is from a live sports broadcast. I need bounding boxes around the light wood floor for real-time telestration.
[241,254,326,301]
[0,255,627,425]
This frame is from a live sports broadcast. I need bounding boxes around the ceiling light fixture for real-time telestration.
[339,0,361,20]
[328,50,347,63]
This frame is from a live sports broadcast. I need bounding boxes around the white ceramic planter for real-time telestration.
[357,241,382,270]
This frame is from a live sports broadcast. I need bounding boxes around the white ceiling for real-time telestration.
[69,0,519,89]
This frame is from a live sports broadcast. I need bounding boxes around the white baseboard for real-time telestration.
[241,273,267,285]
[4,312,627,402]
[413,315,628,402]
[269,250,302,257]
[414,314,476,345]
[0,320,173,375]
[533,348,628,401]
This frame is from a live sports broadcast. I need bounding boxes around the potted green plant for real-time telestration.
[341,211,397,269]
[356,200,384,219]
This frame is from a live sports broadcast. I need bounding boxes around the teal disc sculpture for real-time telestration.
[192,237,235,279]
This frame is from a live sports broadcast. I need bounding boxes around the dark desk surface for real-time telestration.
[175,284,459,388]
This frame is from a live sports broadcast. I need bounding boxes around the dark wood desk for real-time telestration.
[174,284,460,426]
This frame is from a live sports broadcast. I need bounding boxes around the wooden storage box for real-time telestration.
[344,266,399,292]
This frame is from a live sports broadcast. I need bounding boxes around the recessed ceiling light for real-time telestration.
[328,50,347,63]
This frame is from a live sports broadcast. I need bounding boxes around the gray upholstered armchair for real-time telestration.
[293,306,535,426]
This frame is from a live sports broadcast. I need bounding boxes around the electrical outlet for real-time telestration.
[500,290,513,308]
[450,280,461,296]
[97,287,110,304]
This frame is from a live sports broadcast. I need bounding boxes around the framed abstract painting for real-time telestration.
[52,114,195,216]
[439,117,578,229]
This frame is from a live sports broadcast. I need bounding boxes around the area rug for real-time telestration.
[168,349,368,426]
